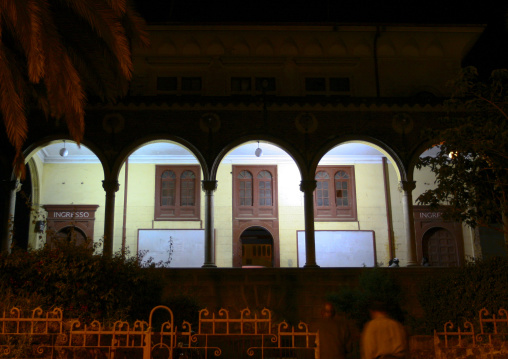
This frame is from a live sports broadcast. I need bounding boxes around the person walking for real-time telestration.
[313,302,352,359]
[361,300,408,359]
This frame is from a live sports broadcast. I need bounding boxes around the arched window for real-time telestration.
[315,171,330,207]
[233,165,277,219]
[257,170,272,206]
[155,165,200,220]
[314,166,356,221]
[334,170,349,207]
[180,170,196,206]
[238,170,253,206]
[161,170,176,206]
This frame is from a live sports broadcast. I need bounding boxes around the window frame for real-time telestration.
[155,165,201,221]
[156,76,203,95]
[314,165,357,221]
[233,165,278,219]
[230,76,277,95]
[304,76,351,96]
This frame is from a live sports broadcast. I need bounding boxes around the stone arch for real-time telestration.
[112,135,209,183]
[182,39,201,56]
[231,39,250,55]
[239,225,275,268]
[303,39,323,56]
[329,39,348,56]
[23,136,109,179]
[255,39,275,56]
[352,42,371,56]
[310,136,406,182]
[377,39,396,57]
[50,225,89,248]
[408,139,441,186]
[425,40,444,57]
[157,41,177,55]
[280,38,299,56]
[211,135,306,182]
[207,39,225,56]
[401,39,420,57]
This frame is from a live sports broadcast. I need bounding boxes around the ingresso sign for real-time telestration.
[53,211,90,218]
[419,212,442,219]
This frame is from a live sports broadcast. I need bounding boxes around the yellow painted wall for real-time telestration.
[35,156,473,266]
[121,163,206,257]
[39,162,105,247]
[277,162,305,267]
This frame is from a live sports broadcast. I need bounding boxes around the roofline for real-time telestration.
[146,22,487,32]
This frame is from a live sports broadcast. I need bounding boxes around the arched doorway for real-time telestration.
[240,226,273,268]
[422,227,459,267]
[48,226,88,248]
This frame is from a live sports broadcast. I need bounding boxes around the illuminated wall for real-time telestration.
[32,152,475,267]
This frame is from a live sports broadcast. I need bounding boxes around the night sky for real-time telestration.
[132,0,508,74]
[132,0,502,24]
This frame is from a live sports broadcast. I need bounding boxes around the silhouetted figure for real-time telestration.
[361,301,408,359]
[313,302,352,359]
[421,257,430,266]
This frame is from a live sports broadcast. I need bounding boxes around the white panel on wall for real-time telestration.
[297,230,376,267]
[138,229,205,267]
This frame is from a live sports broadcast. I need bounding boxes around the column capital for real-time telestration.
[102,179,120,192]
[300,180,317,193]
[201,180,218,192]
[399,180,416,193]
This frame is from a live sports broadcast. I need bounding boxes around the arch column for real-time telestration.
[0,179,20,253]
[300,180,319,268]
[202,180,217,268]
[400,180,418,266]
[102,179,120,257]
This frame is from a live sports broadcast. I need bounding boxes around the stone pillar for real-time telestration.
[400,180,418,266]
[300,180,319,268]
[0,179,19,253]
[102,179,120,257]
[202,180,217,268]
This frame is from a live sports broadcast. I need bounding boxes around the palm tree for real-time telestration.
[0,0,148,178]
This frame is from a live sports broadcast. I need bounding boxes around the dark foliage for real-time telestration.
[327,268,405,329]
[0,240,163,323]
[418,257,508,333]
[416,67,508,249]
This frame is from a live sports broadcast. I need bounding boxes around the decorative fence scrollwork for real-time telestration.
[0,306,317,358]
[434,308,508,359]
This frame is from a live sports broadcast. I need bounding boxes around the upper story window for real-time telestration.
[156,76,202,94]
[155,165,200,220]
[257,170,273,206]
[314,166,357,221]
[233,165,278,219]
[238,170,253,206]
[231,77,276,95]
[305,77,350,95]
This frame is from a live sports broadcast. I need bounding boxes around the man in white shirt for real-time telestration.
[361,301,408,359]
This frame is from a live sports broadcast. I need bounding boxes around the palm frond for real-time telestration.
[26,0,46,82]
[56,10,129,100]
[62,0,133,78]
[106,0,127,16]
[39,1,85,142]
[0,0,147,178]
[0,45,28,177]
[123,2,149,47]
